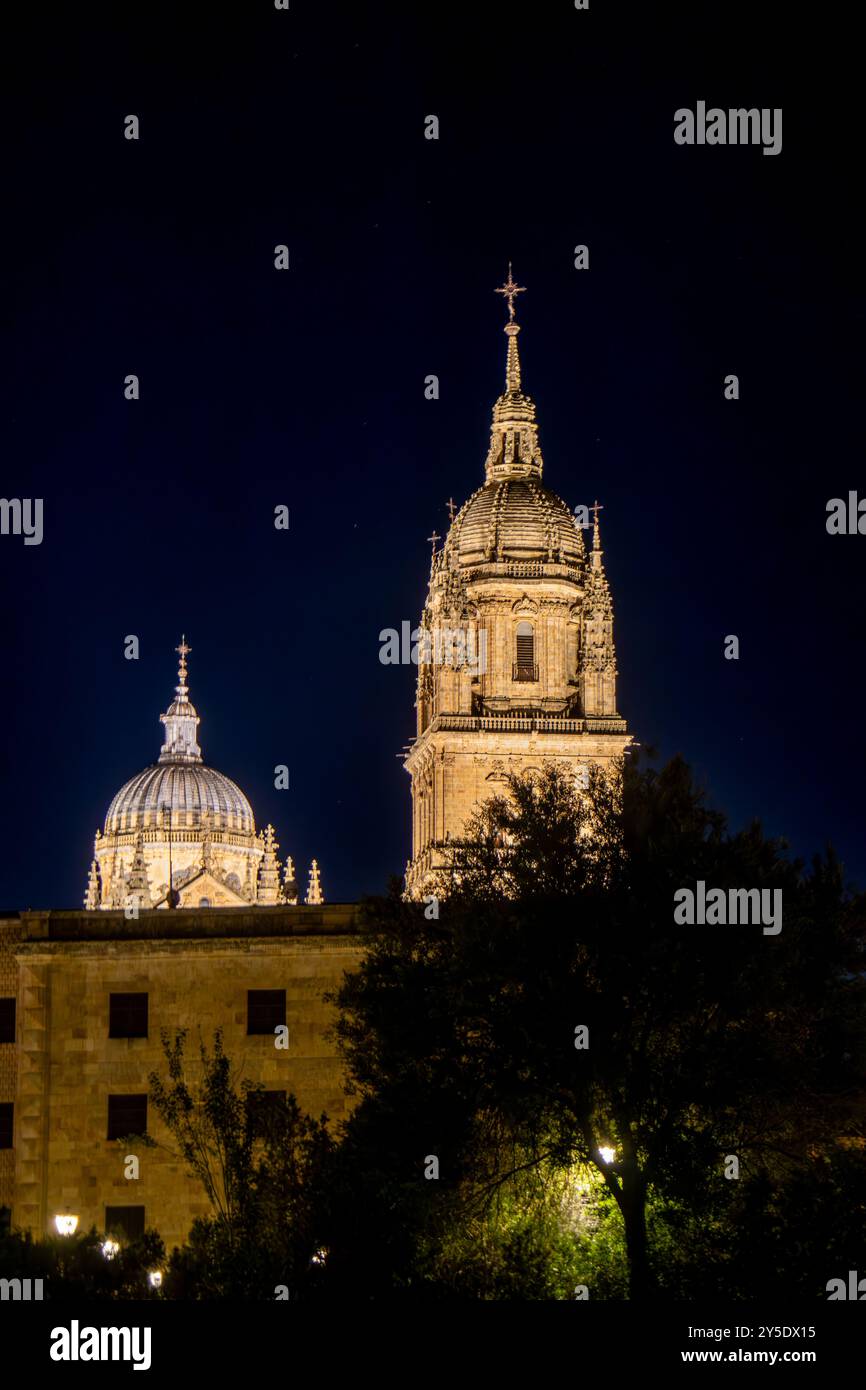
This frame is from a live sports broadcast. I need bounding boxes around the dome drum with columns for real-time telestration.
[404,269,631,895]
[85,641,324,910]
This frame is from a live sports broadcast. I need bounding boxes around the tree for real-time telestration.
[334,755,866,1298]
[0,1226,165,1300]
[148,1029,333,1299]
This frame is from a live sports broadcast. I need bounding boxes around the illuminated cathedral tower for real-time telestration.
[404,270,631,895]
[85,640,323,909]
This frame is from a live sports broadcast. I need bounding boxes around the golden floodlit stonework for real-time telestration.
[85,639,324,912]
[404,270,631,893]
[0,906,361,1250]
[0,272,633,1250]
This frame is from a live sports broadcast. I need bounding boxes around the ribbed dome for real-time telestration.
[448,478,584,567]
[105,763,255,835]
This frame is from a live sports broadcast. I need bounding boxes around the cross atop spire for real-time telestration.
[591,500,604,558]
[427,530,441,554]
[495,263,526,323]
[175,636,191,692]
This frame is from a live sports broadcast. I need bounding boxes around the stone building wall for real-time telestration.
[0,917,22,1221]
[5,906,361,1252]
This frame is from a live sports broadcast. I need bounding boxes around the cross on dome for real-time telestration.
[175,635,191,671]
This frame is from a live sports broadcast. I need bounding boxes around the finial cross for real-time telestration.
[495,262,526,322]
[175,635,191,684]
[427,530,441,553]
[590,500,604,525]
[446,497,457,523]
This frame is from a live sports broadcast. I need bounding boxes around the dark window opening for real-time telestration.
[247,1089,287,1137]
[107,1094,147,1141]
[247,990,286,1035]
[109,993,148,1039]
[0,998,15,1044]
[105,1205,145,1242]
[0,1104,12,1148]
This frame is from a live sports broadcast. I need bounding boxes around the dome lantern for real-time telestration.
[158,636,202,764]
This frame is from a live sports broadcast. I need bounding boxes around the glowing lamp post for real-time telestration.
[54,1213,79,1236]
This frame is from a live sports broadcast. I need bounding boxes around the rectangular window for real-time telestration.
[0,1206,11,1236]
[247,1089,287,1136]
[0,1103,12,1148]
[247,989,286,1035]
[104,1206,145,1242]
[107,1094,147,1141]
[0,998,15,1044]
[109,993,148,1038]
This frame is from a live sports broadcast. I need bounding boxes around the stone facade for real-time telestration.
[404,272,631,893]
[0,918,21,1229]
[0,906,361,1251]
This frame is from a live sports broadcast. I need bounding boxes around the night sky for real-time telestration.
[1,2,862,909]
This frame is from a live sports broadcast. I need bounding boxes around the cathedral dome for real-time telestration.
[85,638,326,912]
[101,638,256,836]
[448,477,584,567]
[105,763,255,835]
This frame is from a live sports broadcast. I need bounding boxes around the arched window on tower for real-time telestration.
[514,621,537,681]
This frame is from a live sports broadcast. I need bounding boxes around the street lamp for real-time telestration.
[148,1269,163,1290]
[102,1238,120,1259]
[54,1213,79,1236]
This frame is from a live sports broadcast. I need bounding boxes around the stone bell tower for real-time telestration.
[403,269,631,895]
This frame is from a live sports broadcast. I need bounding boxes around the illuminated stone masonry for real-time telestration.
[0,905,361,1250]
[85,639,324,911]
[404,270,631,895]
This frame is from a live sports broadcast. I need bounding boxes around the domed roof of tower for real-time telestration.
[441,267,586,570]
[447,477,585,567]
[102,639,256,836]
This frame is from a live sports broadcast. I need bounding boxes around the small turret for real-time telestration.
[125,831,152,909]
[84,858,101,910]
[306,859,324,905]
[282,855,298,905]
[257,824,281,904]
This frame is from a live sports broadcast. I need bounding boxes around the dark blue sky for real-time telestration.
[1,2,862,907]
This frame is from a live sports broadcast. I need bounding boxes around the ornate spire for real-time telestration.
[159,636,203,764]
[306,859,324,905]
[591,499,604,566]
[256,824,281,904]
[495,263,526,391]
[125,831,152,909]
[200,810,215,873]
[282,854,298,905]
[84,858,101,910]
[485,267,544,483]
[579,502,619,718]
